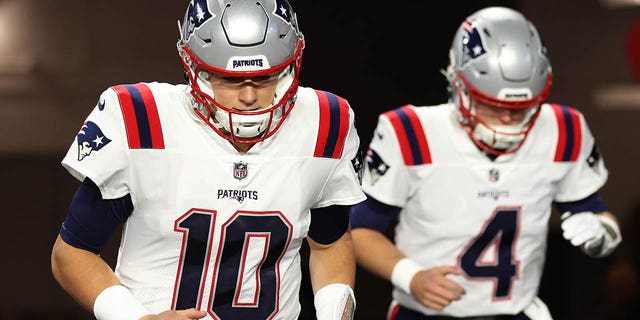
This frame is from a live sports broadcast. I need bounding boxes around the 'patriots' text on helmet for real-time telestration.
[177,0,305,143]
[443,7,553,155]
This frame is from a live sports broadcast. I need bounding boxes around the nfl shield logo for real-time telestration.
[234,162,248,180]
[489,168,499,182]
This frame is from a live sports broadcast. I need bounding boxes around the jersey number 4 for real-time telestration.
[172,209,292,319]
[459,207,520,300]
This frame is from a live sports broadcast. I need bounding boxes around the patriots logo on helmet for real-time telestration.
[273,0,293,24]
[461,19,487,64]
[77,121,111,161]
[185,0,215,40]
[366,148,390,186]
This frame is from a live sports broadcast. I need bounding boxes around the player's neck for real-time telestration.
[473,142,503,161]
[232,141,255,154]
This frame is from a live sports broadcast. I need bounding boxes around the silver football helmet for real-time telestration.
[443,7,552,155]
[177,0,305,143]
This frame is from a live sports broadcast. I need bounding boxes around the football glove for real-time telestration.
[561,211,621,258]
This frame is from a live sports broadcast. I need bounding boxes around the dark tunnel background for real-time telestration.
[0,1,638,319]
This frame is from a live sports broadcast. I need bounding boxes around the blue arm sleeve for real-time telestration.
[349,195,401,234]
[554,193,609,216]
[309,205,351,245]
[59,178,133,254]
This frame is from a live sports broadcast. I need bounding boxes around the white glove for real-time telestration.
[561,211,621,257]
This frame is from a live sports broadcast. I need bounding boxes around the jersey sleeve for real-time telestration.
[313,92,366,208]
[61,87,131,199]
[554,108,608,202]
[360,110,413,207]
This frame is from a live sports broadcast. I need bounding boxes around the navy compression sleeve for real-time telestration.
[59,178,133,254]
[349,195,401,234]
[554,193,609,216]
[309,205,351,245]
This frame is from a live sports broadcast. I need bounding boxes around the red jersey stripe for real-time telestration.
[133,83,165,149]
[113,85,141,149]
[314,90,350,159]
[551,104,581,162]
[383,105,431,165]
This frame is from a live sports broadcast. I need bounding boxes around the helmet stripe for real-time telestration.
[314,90,350,159]
[112,83,165,149]
[551,104,582,162]
[383,105,431,166]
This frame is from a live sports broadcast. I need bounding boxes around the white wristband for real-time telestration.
[314,283,356,320]
[390,258,422,294]
[93,285,150,320]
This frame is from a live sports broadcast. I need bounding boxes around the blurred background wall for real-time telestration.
[1,0,638,319]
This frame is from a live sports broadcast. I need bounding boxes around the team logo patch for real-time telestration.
[184,0,215,41]
[461,19,487,65]
[97,98,105,111]
[76,121,111,161]
[489,168,500,182]
[234,162,248,180]
[586,144,602,174]
[351,148,364,185]
[274,0,293,24]
[366,148,390,185]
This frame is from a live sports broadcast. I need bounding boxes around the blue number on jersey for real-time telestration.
[173,210,291,319]
[460,208,519,299]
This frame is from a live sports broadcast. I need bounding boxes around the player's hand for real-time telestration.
[560,211,605,248]
[410,266,465,311]
[140,308,207,320]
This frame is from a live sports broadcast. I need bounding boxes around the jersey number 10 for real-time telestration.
[172,209,293,319]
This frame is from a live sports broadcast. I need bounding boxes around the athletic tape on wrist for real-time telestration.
[314,283,355,320]
[391,258,422,294]
[93,285,150,320]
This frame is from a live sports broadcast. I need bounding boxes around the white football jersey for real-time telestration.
[61,82,365,319]
[361,103,607,317]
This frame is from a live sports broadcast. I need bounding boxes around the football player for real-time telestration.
[50,1,364,319]
[350,6,621,320]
